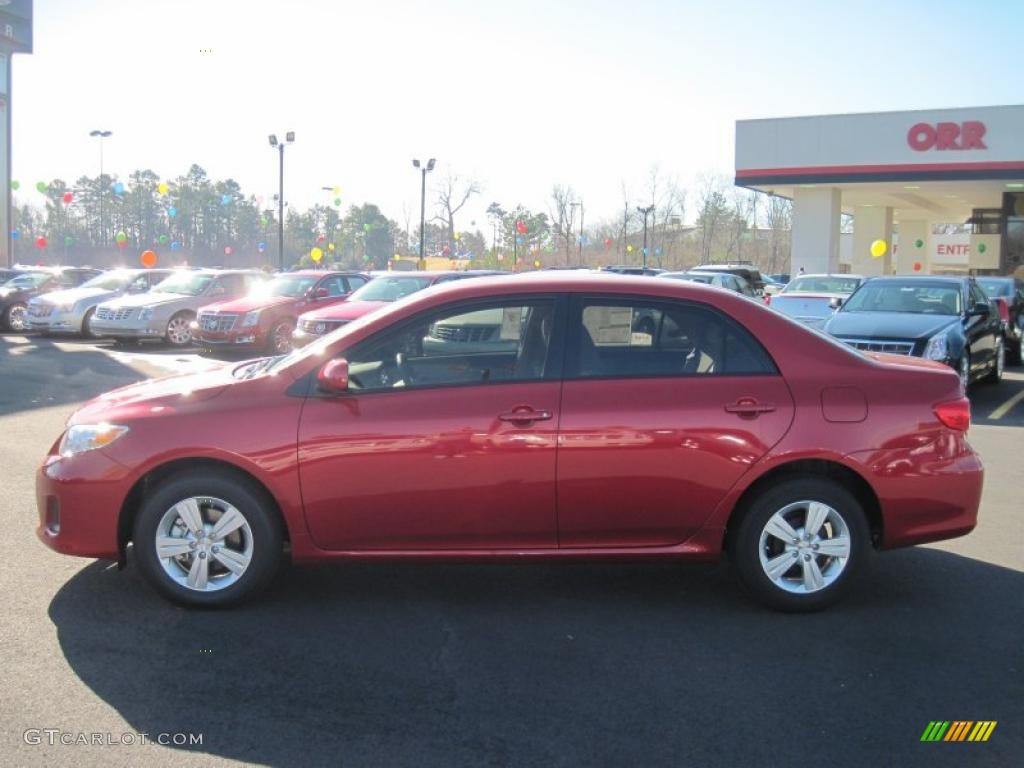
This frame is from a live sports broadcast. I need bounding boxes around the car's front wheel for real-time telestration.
[81,308,98,338]
[132,469,283,607]
[982,339,1004,384]
[267,318,294,354]
[729,477,870,612]
[4,302,28,332]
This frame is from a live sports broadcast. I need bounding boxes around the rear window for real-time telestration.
[769,295,835,318]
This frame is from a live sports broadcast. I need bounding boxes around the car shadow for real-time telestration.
[48,550,1022,767]
[970,369,1024,427]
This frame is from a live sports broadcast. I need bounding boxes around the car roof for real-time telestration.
[277,269,367,278]
[868,275,965,283]
[791,273,866,279]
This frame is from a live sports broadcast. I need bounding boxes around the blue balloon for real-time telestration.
[113,182,125,195]
[170,240,181,251]
[10,230,19,239]
[167,206,177,218]
[515,235,524,245]
[257,241,267,252]
[655,247,662,256]
[221,194,231,206]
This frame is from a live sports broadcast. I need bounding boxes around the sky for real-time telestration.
[9,0,1024,234]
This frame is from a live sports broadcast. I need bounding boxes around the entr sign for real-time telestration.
[907,121,986,151]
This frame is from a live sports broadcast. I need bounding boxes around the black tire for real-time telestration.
[132,468,283,608]
[1011,337,1023,366]
[728,477,871,612]
[266,318,295,354]
[981,339,1004,385]
[3,302,28,332]
[81,308,98,339]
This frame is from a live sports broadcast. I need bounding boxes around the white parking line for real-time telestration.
[988,389,1024,420]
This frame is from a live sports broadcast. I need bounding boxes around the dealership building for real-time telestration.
[735,105,1024,276]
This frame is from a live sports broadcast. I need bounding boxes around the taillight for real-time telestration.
[994,297,1010,324]
[934,398,971,431]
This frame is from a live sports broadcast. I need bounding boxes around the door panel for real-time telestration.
[557,377,794,547]
[298,382,560,550]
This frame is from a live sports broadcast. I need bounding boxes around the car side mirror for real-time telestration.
[829,297,843,310]
[312,287,329,299]
[970,301,990,316]
[317,359,349,394]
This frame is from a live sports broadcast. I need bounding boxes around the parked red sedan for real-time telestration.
[291,270,503,347]
[36,274,983,611]
[195,270,369,354]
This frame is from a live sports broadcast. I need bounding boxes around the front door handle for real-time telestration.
[499,407,553,425]
[724,398,776,416]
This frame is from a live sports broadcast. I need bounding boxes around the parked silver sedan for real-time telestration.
[27,269,171,337]
[91,269,267,347]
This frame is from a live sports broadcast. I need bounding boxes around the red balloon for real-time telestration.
[116,239,127,248]
[35,236,48,249]
[442,245,451,256]
[316,233,325,243]
[604,238,613,248]
[913,261,922,272]
[224,246,233,256]
[62,191,74,204]
[516,220,527,235]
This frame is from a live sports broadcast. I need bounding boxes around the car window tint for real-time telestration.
[345,276,367,292]
[320,275,347,296]
[573,299,775,378]
[343,299,557,392]
[214,274,247,295]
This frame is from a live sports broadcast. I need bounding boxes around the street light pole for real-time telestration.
[637,205,655,270]
[269,132,295,271]
[412,158,435,269]
[89,130,112,249]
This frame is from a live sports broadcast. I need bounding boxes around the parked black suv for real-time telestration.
[977,276,1024,364]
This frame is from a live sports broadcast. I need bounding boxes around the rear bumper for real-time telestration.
[36,450,133,560]
[846,437,984,549]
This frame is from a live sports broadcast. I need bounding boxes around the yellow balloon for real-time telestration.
[157,182,169,195]
[332,186,340,195]
[327,242,335,252]
[393,253,401,260]
[534,259,541,268]
[453,232,460,240]
[870,239,887,258]
[626,244,634,253]
[310,247,323,262]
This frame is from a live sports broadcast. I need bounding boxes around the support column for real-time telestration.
[791,187,841,275]
[895,220,928,274]
[851,206,893,276]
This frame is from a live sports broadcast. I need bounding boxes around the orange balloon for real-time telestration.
[140,250,158,268]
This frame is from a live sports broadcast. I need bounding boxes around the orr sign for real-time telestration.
[907,121,986,152]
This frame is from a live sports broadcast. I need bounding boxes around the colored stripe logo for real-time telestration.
[921,721,997,742]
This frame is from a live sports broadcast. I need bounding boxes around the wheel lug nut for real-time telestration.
[812,543,819,551]
[212,546,220,553]
[803,554,812,561]
[198,552,206,559]
[189,540,197,549]
[792,551,799,558]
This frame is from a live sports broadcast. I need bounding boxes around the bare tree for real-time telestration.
[548,185,578,265]
[433,170,481,247]
[728,188,757,262]
[696,172,730,263]
[645,165,687,267]
[762,193,793,275]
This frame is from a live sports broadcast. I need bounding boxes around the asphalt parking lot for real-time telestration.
[1,334,1021,768]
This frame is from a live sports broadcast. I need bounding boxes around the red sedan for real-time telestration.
[195,270,369,354]
[36,274,983,610]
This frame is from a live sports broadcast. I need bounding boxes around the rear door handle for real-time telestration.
[499,408,553,425]
[724,398,776,416]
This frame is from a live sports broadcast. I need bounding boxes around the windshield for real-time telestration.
[152,272,215,296]
[250,275,319,299]
[785,276,861,294]
[3,272,51,289]
[977,279,1011,298]
[81,271,133,291]
[349,276,433,302]
[841,282,962,315]
[769,295,835,318]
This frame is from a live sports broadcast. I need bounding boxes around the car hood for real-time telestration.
[201,295,296,313]
[69,362,236,425]
[0,285,38,301]
[32,285,119,306]
[301,300,386,322]
[824,311,959,340]
[102,291,195,309]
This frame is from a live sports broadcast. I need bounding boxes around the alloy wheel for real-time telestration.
[757,500,851,594]
[155,496,254,592]
[271,322,293,354]
[995,339,1004,380]
[166,315,192,346]
[959,353,970,392]
[8,304,28,332]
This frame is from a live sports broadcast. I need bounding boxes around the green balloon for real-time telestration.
[64,236,75,247]
[363,223,371,232]
[11,180,19,190]
[914,239,924,248]
[977,242,987,253]
[36,181,48,193]
[334,197,341,206]
[158,234,169,244]
[115,231,127,243]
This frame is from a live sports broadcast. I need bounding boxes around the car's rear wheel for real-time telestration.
[982,339,1004,384]
[165,311,194,347]
[4,302,28,332]
[81,308,97,338]
[729,477,870,612]
[267,319,294,354]
[133,469,283,607]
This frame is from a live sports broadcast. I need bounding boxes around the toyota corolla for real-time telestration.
[37,274,983,611]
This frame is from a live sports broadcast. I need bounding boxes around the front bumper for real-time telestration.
[89,318,165,339]
[197,328,265,347]
[28,309,87,334]
[36,449,134,560]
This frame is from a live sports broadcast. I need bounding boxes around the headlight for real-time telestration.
[242,310,260,327]
[923,331,949,361]
[58,424,130,458]
[139,308,154,321]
